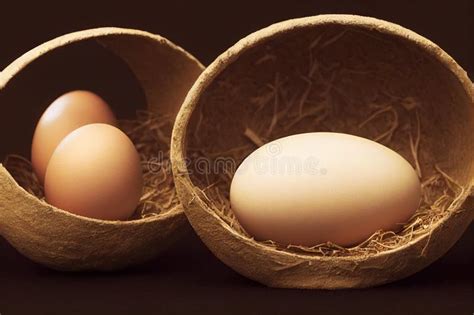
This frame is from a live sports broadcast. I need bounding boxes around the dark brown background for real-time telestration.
[0,1,473,314]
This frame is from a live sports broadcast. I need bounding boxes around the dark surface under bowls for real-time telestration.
[0,227,473,315]
[0,1,473,314]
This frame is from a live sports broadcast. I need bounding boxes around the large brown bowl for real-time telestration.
[171,15,473,288]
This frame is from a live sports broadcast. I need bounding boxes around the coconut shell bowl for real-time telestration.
[171,15,474,289]
[0,28,203,271]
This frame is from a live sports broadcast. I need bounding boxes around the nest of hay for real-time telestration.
[4,110,178,220]
[172,15,474,288]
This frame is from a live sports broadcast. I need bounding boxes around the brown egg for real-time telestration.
[32,90,117,183]
[44,124,143,221]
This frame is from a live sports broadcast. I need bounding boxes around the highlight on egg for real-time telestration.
[31,90,117,183]
[230,132,422,247]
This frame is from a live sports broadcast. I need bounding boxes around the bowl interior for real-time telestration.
[0,29,203,221]
[183,21,474,245]
[0,31,203,161]
[0,39,147,160]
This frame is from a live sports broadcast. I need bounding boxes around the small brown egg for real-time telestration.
[32,90,117,183]
[44,124,143,221]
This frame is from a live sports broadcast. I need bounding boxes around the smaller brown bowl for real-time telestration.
[0,27,204,271]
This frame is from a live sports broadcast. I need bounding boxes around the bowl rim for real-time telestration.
[0,27,204,87]
[0,27,204,226]
[171,14,474,260]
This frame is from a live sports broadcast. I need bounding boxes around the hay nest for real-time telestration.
[171,15,474,288]
[4,110,178,220]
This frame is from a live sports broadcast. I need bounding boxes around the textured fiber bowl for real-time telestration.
[171,15,474,288]
[0,28,203,271]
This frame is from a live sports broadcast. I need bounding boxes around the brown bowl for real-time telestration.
[0,27,204,270]
[171,15,474,288]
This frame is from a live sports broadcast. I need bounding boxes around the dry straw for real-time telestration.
[4,111,178,220]
[171,15,474,288]
[0,28,203,271]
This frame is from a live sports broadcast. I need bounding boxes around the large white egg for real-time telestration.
[230,132,421,247]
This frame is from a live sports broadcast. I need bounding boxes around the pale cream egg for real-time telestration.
[230,132,421,247]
